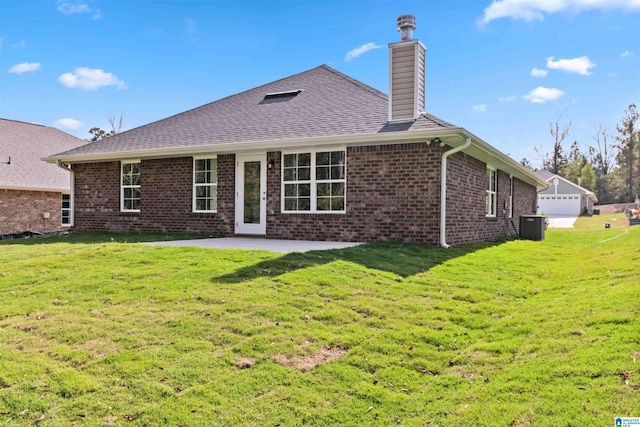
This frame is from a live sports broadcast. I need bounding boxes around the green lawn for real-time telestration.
[1,216,639,426]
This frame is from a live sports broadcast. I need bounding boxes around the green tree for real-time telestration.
[615,103,639,201]
[86,115,124,142]
[580,163,596,191]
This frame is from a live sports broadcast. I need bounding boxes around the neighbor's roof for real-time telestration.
[46,65,457,161]
[0,118,85,192]
[44,64,547,188]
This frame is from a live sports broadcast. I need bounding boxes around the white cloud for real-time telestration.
[498,95,517,102]
[523,86,564,103]
[8,62,41,74]
[345,42,382,62]
[546,56,595,75]
[531,68,548,77]
[479,0,640,25]
[11,40,26,48]
[58,67,127,90]
[57,1,91,14]
[57,1,101,19]
[54,118,84,129]
[621,50,634,57]
[473,104,488,112]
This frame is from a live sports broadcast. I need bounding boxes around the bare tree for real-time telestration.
[549,113,572,175]
[588,124,614,175]
[86,114,124,142]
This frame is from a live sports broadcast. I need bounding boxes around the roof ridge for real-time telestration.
[0,117,46,127]
[318,64,388,101]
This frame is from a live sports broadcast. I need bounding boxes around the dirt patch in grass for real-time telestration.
[234,357,257,369]
[272,346,347,372]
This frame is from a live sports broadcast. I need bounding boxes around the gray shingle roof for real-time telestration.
[50,65,458,160]
[0,118,85,192]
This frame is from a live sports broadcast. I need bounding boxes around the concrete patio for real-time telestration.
[143,237,362,253]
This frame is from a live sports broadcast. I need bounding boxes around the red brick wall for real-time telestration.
[72,156,234,235]
[445,153,536,245]
[0,190,68,235]
[267,143,441,243]
[70,144,538,245]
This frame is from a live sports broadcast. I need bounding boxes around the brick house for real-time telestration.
[0,118,85,236]
[45,16,547,247]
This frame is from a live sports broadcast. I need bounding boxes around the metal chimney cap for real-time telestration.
[396,15,416,31]
[396,15,416,41]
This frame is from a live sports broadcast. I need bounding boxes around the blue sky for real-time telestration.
[1,0,638,165]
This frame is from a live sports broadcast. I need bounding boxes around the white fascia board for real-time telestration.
[456,129,549,189]
[1,185,68,193]
[41,129,465,164]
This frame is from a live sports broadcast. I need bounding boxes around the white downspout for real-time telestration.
[56,161,74,227]
[440,137,472,248]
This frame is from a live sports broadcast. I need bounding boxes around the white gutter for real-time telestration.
[440,137,472,248]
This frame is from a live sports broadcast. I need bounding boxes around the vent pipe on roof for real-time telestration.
[397,15,416,41]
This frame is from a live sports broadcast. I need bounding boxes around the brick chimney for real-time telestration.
[388,15,426,122]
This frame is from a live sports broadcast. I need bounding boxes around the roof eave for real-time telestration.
[42,128,466,164]
[1,185,70,193]
[42,127,547,188]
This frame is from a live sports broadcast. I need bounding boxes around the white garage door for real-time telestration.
[537,195,581,215]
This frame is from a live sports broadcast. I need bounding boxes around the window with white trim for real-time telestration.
[282,150,346,213]
[121,161,141,212]
[193,157,218,212]
[486,167,497,217]
[61,194,71,226]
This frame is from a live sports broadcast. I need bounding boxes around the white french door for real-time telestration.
[235,154,267,235]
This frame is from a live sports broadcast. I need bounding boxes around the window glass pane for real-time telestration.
[131,163,141,175]
[284,154,296,168]
[284,184,296,197]
[330,165,344,180]
[298,167,310,181]
[316,166,329,180]
[316,152,329,165]
[331,151,345,165]
[131,173,141,186]
[122,174,131,185]
[122,163,132,175]
[317,183,330,197]
[298,153,311,167]
[332,182,345,196]
[299,184,310,197]
[284,198,296,211]
[283,169,296,181]
[317,198,330,211]
[132,198,141,210]
[210,160,217,181]
[195,171,206,184]
[298,198,311,211]
[331,197,345,211]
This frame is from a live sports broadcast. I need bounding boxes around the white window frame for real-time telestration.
[281,149,346,214]
[193,156,218,213]
[486,167,497,217]
[61,193,72,226]
[121,160,141,212]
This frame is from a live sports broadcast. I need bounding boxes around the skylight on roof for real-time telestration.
[264,89,302,99]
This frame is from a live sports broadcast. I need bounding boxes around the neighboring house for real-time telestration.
[45,16,547,247]
[535,169,597,215]
[0,118,85,235]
